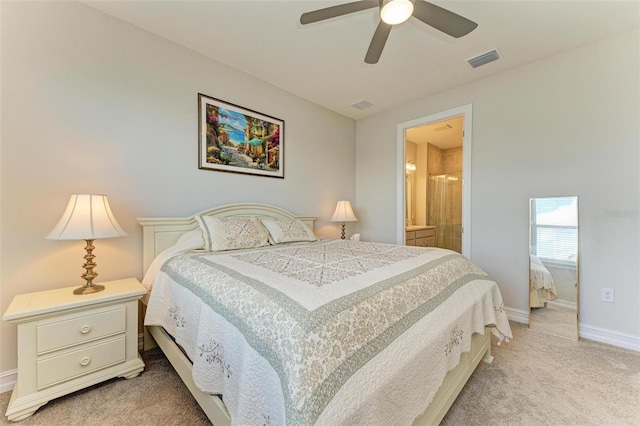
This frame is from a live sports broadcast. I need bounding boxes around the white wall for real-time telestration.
[0,1,355,372]
[356,30,640,340]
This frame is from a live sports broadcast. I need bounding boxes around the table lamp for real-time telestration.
[330,200,358,240]
[46,194,127,295]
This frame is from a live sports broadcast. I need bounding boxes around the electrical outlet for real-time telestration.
[601,288,615,303]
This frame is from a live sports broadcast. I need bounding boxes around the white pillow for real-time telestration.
[196,215,270,252]
[142,230,205,289]
[260,218,317,244]
[176,228,204,246]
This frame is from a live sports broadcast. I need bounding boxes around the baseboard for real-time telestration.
[138,333,144,351]
[549,299,576,310]
[504,306,529,324]
[0,369,17,394]
[579,324,640,352]
[505,305,640,352]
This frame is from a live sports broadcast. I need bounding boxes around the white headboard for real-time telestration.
[138,203,316,272]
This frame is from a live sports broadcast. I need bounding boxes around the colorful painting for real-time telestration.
[198,93,284,178]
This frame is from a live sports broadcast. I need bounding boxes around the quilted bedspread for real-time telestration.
[144,239,512,425]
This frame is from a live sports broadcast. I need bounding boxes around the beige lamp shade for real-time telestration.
[47,194,127,240]
[47,194,127,295]
[330,200,358,223]
[330,201,357,240]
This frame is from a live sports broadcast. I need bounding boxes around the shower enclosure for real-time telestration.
[428,172,462,253]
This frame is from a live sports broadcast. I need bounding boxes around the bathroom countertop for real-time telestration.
[405,225,435,231]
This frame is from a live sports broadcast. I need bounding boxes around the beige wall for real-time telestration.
[427,144,442,175]
[441,147,462,175]
[415,143,427,226]
[355,30,640,337]
[405,142,417,225]
[0,2,355,372]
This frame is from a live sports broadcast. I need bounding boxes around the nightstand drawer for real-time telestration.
[37,306,126,354]
[37,336,126,389]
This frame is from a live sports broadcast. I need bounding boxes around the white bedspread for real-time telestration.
[529,255,558,308]
[144,240,512,425]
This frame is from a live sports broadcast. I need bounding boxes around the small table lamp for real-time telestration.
[330,200,358,240]
[46,194,127,295]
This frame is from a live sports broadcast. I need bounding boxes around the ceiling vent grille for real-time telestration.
[467,49,500,69]
[434,124,453,132]
[351,99,373,110]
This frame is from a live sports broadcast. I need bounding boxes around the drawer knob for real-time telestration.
[80,325,92,334]
[80,356,91,366]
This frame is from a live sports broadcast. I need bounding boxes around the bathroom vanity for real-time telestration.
[405,226,435,247]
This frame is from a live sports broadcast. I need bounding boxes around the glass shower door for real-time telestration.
[428,172,462,252]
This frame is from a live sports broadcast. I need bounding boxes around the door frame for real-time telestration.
[395,104,473,259]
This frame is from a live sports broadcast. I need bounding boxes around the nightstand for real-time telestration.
[3,278,146,421]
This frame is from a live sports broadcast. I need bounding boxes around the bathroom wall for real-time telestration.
[405,142,417,225]
[441,147,462,175]
[427,144,442,175]
[415,143,428,226]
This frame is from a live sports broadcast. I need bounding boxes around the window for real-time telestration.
[530,197,577,266]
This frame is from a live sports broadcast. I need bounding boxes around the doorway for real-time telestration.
[396,104,472,258]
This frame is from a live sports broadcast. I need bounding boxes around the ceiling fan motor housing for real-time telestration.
[300,0,478,64]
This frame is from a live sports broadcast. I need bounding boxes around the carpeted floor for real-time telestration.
[2,322,639,425]
[530,301,578,341]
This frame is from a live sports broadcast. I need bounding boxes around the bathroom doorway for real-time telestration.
[396,104,472,258]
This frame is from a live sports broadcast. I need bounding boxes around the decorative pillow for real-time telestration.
[260,218,317,244]
[196,215,270,252]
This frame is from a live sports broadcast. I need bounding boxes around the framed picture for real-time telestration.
[198,93,284,178]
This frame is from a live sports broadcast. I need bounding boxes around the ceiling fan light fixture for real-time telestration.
[380,0,414,25]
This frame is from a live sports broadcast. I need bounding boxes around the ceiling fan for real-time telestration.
[300,0,478,64]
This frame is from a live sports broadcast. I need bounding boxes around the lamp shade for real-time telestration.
[330,201,358,223]
[46,194,127,240]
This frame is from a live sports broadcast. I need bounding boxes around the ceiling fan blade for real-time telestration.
[300,1,379,25]
[412,0,478,38]
[365,21,392,64]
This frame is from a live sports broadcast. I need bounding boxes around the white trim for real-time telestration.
[396,104,473,259]
[548,299,577,310]
[504,305,640,352]
[396,125,405,245]
[0,369,17,394]
[504,306,530,324]
[579,324,640,352]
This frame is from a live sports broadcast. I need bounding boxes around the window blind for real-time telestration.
[530,197,577,265]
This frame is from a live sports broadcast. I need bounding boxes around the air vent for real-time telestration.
[467,49,500,69]
[434,124,452,132]
[351,99,373,110]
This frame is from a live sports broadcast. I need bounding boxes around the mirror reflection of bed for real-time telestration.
[529,196,579,340]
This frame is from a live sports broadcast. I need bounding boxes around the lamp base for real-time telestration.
[73,283,105,295]
[74,238,103,295]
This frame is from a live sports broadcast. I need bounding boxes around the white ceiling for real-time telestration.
[83,0,639,120]
[406,116,463,150]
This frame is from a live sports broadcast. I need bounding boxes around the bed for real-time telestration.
[529,255,558,308]
[138,203,512,425]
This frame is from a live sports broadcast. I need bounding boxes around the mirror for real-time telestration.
[529,196,579,340]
